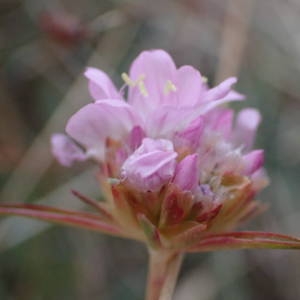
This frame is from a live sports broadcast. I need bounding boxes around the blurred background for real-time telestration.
[0,0,300,299]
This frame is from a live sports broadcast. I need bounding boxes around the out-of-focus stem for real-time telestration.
[146,249,183,300]
[215,0,255,83]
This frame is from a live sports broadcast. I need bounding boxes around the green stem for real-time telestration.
[145,249,183,300]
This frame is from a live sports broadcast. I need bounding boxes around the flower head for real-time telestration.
[47,49,272,250]
[2,50,299,255]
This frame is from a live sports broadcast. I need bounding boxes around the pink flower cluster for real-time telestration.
[2,50,300,300]
[50,49,271,248]
[52,50,267,205]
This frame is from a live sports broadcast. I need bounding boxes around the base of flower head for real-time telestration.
[107,172,266,251]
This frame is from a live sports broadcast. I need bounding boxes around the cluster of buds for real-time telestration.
[1,50,300,300]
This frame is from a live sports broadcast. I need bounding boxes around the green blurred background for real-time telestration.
[1,0,300,299]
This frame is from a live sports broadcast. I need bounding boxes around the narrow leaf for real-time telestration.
[205,231,300,242]
[0,203,103,220]
[0,205,124,237]
[187,231,300,252]
[71,190,113,220]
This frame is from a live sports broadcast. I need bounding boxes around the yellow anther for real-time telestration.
[202,76,208,83]
[163,80,177,95]
[121,73,135,86]
[121,73,149,97]
[138,81,149,97]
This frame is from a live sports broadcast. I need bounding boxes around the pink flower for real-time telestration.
[47,49,272,243]
[50,50,269,234]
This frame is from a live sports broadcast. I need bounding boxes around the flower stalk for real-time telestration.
[146,249,183,300]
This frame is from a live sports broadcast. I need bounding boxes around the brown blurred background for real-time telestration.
[1,0,300,299]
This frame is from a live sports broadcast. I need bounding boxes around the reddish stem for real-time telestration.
[146,249,183,300]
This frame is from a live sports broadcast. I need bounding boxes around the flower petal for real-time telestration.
[234,108,261,151]
[174,116,204,151]
[146,106,201,138]
[173,154,199,192]
[173,65,204,106]
[204,77,238,102]
[219,90,245,102]
[66,100,140,160]
[198,78,245,114]
[84,67,121,100]
[207,109,234,138]
[127,126,146,151]
[121,138,177,192]
[51,133,86,166]
[128,49,176,110]
[243,150,264,175]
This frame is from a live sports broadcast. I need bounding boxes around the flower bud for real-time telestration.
[121,138,177,192]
